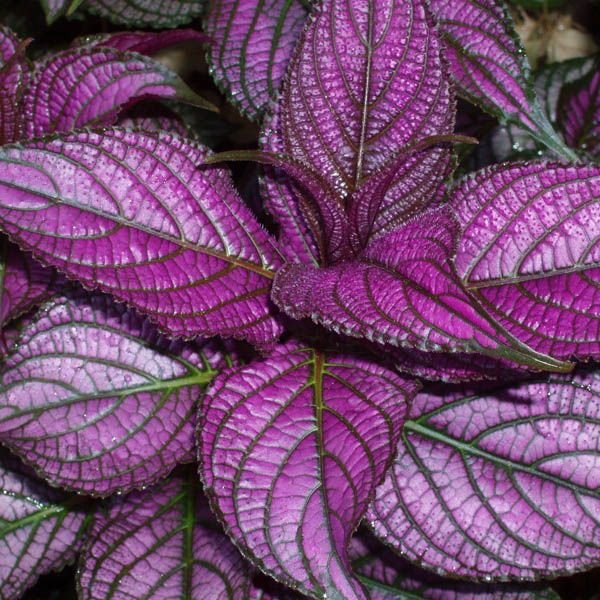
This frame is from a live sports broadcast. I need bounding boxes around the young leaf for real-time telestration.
[262,0,455,259]
[205,0,307,120]
[0,239,60,328]
[0,451,91,598]
[558,64,600,157]
[40,0,83,23]
[85,0,205,28]
[427,0,577,161]
[22,47,213,139]
[0,128,283,347]
[78,468,252,599]
[0,293,227,496]
[452,162,600,361]
[200,343,419,599]
[272,208,567,371]
[368,371,600,579]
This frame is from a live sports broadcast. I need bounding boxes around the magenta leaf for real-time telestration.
[73,28,206,56]
[200,342,419,599]
[0,240,60,328]
[116,103,190,137]
[262,0,455,261]
[369,370,600,579]
[0,451,91,598]
[0,292,229,496]
[22,46,213,139]
[427,0,577,161]
[0,25,20,65]
[351,532,560,599]
[0,128,283,347]
[452,162,600,361]
[558,63,600,158]
[85,0,205,28]
[78,468,252,599]
[0,32,27,145]
[272,208,567,371]
[205,0,307,120]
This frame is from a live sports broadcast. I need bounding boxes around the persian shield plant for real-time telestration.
[0,0,598,598]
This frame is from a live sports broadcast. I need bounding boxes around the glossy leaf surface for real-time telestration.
[0,129,283,347]
[86,0,205,28]
[78,469,251,599]
[0,240,59,328]
[200,343,419,599]
[272,208,564,370]
[0,293,228,495]
[453,162,600,361]
[22,47,208,139]
[0,452,90,599]
[205,0,306,120]
[427,0,575,160]
[369,371,600,579]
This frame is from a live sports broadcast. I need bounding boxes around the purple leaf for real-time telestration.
[0,128,283,347]
[369,370,600,579]
[427,0,577,161]
[262,0,455,261]
[351,531,560,599]
[85,0,205,28]
[452,162,600,361]
[78,468,252,599]
[116,104,190,137]
[200,342,419,599]
[0,292,231,496]
[558,64,600,157]
[73,28,206,56]
[22,46,213,139]
[0,33,27,145]
[0,451,90,598]
[205,0,307,120]
[0,240,59,328]
[0,26,21,66]
[272,208,567,371]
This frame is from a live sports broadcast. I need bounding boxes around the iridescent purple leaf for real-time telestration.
[0,240,60,328]
[0,25,20,65]
[351,532,560,599]
[0,293,229,496]
[272,208,567,371]
[22,46,213,139]
[558,63,600,157]
[0,311,35,361]
[78,468,251,599]
[205,0,307,120]
[427,0,577,161]
[73,29,206,56]
[116,103,190,137]
[0,451,91,599]
[85,0,205,28]
[369,370,600,579]
[0,33,27,145]
[452,162,600,361]
[0,128,283,347]
[200,343,419,599]
[262,0,455,260]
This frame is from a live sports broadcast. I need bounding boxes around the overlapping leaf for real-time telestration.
[78,469,251,599]
[0,292,227,495]
[0,452,91,599]
[261,0,455,262]
[427,0,576,161]
[0,25,20,65]
[0,128,283,346]
[558,64,600,157]
[22,46,211,139]
[0,239,60,328]
[205,0,307,120]
[200,343,419,599]
[272,208,566,371]
[369,371,600,579]
[0,29,27,145]
[452,162,600,361]
[86,0,205,28]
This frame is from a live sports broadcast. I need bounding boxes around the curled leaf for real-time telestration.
[0,292,226,496]
[200,343,419,599]
[369,371,600,579]
[0,128,283,347]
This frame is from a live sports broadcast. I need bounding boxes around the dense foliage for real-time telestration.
[0,0,598,598]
